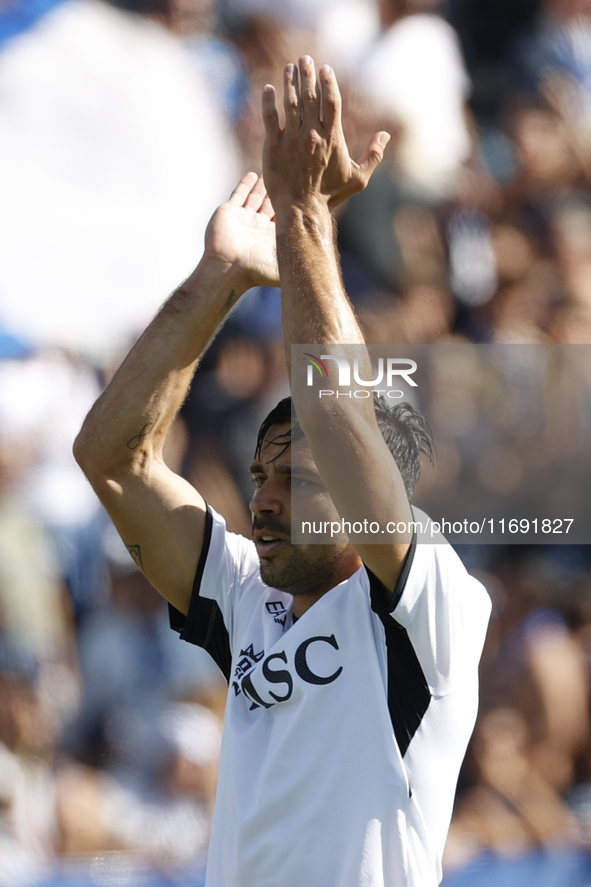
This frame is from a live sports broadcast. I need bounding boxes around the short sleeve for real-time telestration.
[168,505,260,680]
[390,535,491,697]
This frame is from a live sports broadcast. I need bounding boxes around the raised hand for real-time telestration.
[204,172,279,291]
[262,57,390,211]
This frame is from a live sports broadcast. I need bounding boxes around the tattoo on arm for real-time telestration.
[219,289,239,319]
[126,544,144,573]
[127,413,160,450]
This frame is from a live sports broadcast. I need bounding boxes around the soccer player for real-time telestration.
[75,58,491,887]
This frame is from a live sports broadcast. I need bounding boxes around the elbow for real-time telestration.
[73,418,152,490]
[73,432,125,504]
[72,416,123,484]
[73,420,90,469]
[73,420,102,481]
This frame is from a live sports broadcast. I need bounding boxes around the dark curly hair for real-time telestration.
[254,394,434,500]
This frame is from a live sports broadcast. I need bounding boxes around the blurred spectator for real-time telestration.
[0,0,238,360]
[450,0,538,125]
[511,0,591,141]
[482,595,590,792]
[107,702,221,864]
[64,565,202,777]
[55,702,221,865]
[445,706,576,869]
[218,0,379,75]
[0,349,107,622]
[549,196,591,340]
[0,669,60,878]
[359,0,472,197]
[445,547,591,874]
[506,102,586,202]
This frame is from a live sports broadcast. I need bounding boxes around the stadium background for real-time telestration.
[2,0,591,883]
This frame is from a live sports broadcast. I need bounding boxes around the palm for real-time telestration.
[205,174,279,290]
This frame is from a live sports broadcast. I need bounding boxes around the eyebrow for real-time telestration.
[249,461,291,476]
[249,462,319,479]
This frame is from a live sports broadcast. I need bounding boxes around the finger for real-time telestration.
[319,64,341,132]
[299,55,319,126]
[259,194,275,219]
[244,174,267,212]
[228,171,260,206]
[354,131,391,185]
[262,84,280,140]
[283,63,300,132]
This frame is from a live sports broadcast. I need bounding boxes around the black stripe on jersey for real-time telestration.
[366,546,431,758]
[168,507,232,681]
[366,534,417,613]
[389,533,417,612]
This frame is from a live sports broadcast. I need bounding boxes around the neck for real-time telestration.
[291,550,363,618]
[292,592,326,619]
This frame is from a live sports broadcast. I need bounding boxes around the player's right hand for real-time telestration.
[204,172,279,292]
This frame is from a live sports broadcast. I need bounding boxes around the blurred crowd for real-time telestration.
[2,0,591,883]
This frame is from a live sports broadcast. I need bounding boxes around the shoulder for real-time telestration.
[194,505,264,626]
[412,528,473,586]
[392,508,491,636]
[206,505,260,579]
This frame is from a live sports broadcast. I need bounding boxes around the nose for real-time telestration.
[250,479,283,518]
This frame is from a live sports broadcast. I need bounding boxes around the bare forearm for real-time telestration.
[275,200,364,378]
[74,257,246,476]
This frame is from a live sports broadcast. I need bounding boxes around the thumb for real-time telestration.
[355,131,391,184]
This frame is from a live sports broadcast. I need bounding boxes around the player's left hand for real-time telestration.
[262,56,390,211]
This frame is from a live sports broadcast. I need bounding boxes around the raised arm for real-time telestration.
[262,59,413,591]
[74,174,278,614]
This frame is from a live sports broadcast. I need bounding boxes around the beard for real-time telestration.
[258,543,344,597]
[252,514,345,597]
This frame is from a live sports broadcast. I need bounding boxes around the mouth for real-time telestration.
[254,532,287,558]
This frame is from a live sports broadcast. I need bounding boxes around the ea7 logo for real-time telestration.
[240,634,343,711]
[305,356,417,388]
[266,600,288,627]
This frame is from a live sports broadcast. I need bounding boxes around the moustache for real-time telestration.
[252,515,291,540]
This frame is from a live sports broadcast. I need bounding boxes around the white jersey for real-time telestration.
[170,506,491,887]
